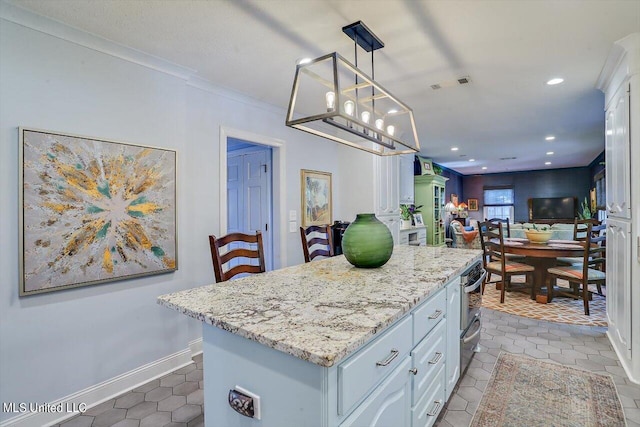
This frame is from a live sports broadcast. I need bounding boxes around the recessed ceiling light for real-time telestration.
[451,147,459,151]
[546,78,564,85]
[545,161,552,165]
[545,136,555,141]
[546,151,554,155]
[482,166,487,170]
[297,58,312,65]
[469,159,475,162]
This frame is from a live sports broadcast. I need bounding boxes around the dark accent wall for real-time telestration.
[462,167,592,223]
[437,164,464,205]
[589,151,605,181]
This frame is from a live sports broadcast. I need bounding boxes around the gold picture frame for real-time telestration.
[468,198,479,211]
[301,169,332,227]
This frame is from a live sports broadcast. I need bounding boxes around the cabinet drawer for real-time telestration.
[411,320,446,405]
[411,365,445,427]
[339,356,412,427]
[338,316,412,415]
[412,289,446,344]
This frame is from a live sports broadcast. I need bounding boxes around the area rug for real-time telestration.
[470,353,626,427]
[481,281,607,327]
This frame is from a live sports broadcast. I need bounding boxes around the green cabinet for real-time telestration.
[414,175,448,246]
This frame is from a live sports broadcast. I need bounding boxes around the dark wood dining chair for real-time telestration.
[479,221,535,303]
[486,217,511,237]
[559,219,606,270]
[484,218,524,261]
[546,223,606,315]
[209,231,266,283]
[300,225,334,263]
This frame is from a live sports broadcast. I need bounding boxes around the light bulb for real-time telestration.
[386,125,395,136]
[325,91,335,111]
[374,119,384,140]
[361,111,370,124]
[344,100,355,116]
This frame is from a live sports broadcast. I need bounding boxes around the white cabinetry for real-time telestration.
[379,215,401,245]
[607,219,632,360]
[339,289,450,427]
[399,154,415,204]
[339,356,412,427]
[598,32,639,384]
[374,155,401,244]
[399,226,427,246]
[605,83,631,219]
[445,279,461,398]
[374,155,400,216]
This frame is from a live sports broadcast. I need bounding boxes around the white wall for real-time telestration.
[0,6,374,423]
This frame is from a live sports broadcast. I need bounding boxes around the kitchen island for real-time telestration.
[158,245,482,426]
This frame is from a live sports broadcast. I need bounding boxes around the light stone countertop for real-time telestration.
[158,245,482,367]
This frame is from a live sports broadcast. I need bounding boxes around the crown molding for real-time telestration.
[0,1,196,80]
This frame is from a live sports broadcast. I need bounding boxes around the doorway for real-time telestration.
[219,127,286,269]
[227,138,273,270]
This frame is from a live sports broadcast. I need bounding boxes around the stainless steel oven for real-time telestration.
[460,261,486,375]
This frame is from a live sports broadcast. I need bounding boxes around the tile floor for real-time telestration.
[54,356,204,427]
[437,308,640,427]
[56,307,640,427]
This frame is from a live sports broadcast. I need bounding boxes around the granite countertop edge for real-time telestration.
[158,246,482,367]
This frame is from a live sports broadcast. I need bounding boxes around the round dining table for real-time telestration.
[490,238,585,302]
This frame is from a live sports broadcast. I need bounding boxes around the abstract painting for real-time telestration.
[19,128,177,296]
[301,169,332,227]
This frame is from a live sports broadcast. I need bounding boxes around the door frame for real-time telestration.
[219,126,287,269]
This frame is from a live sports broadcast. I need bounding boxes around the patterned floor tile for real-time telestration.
[436,308,640,427]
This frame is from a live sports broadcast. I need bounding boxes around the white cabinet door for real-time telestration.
[340,356,412,427]
[445,279,461,399]
[374,155,400,216]
[380,215,401,245]
[606,82,631,219]
[607,219,632,360]
[399,154,415,204]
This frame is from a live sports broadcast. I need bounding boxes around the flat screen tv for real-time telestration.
[528,197,577,221]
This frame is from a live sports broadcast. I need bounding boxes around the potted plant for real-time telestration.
[578,197,593,220]
[399,204,422,229]
[524,224,553,244]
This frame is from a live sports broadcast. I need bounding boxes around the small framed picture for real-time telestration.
[301,169,332,227]
[413,213,424,226]
[416,156,434,175]
[468,199,479,211]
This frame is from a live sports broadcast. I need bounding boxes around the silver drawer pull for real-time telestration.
[376,349,399,367]
[428,310,443,320]
[427,400,443,417]
[409,367,418,375]
[428,352,443,365]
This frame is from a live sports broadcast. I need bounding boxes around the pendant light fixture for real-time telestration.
[286,21,420,156]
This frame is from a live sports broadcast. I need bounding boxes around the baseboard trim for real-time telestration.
[606,330,639,385]
[189,337,203,357]
[0,344,201,427]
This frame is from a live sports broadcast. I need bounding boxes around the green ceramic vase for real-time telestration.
[342,213,394,268]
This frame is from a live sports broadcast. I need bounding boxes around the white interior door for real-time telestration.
[227,145,273,270]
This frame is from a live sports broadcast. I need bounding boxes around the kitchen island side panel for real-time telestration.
[203,324,332,427]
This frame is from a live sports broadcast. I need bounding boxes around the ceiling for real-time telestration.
[6,0,639,175]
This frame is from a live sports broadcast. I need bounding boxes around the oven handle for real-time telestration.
[463,269,487,294]
[462,317,482,344]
